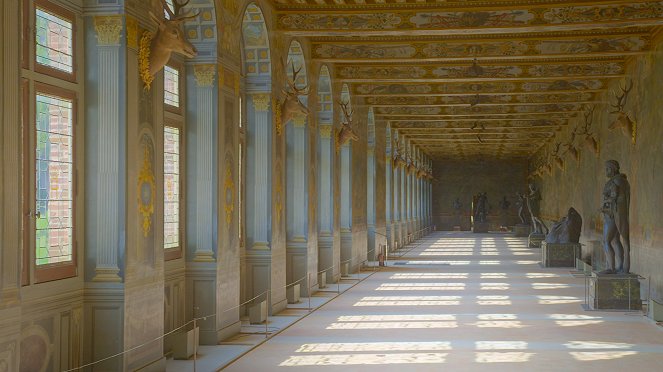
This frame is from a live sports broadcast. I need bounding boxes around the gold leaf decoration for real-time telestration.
[139,31,154,90]
[137,146,155,237]
[224,164,234,225]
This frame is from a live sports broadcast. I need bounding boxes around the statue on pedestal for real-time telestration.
[452,198,462,214]
[499,196,510,211]
[526,183,548,235]
[601,160,631,274]
[546,207,582,244]
[515,192,528,225]
[474,192,488,223]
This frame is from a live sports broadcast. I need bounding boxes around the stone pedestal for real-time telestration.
[541,242,580,267]
[528,233,545,248]
[473,222,489,233]
[453,225,461,231]
[514,224,530,237]
[589,272,641,310]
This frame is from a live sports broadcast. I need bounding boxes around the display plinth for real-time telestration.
[528,233,545,248]
[514,224,530,237]
[589,272,641,310]
[472,222,489,233]
[541,242,580,267]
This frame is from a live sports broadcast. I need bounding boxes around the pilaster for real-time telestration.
[92,15,123,282]
[191,64,217,262]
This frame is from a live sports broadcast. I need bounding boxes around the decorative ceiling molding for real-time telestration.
[268,0,663,159]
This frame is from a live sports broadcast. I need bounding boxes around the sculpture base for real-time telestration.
[528,233,545,248]
[473,222,489,233]
[453,225,461,231]
[541,242,580,267]
[589,272,641,310]
[514,224,530,237]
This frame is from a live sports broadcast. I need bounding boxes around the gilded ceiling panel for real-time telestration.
[313,35,649,60]
[271,0,663,159]
[337,61,624,80]
[277,1,663,34]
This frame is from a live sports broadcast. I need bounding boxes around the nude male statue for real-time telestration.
[601,160,631,274]
[526,183,548,235]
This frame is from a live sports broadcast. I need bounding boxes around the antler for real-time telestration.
[610,79,633,113]
[579,105,595,134]
[161,0,199,22]
[288,62,308,95]
[338,99,354,124]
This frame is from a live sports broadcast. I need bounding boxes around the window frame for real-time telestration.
[33,0,77,83]
[238,96,246,249]
[163,114,185,261]
[164,63,183,115]
[32,82,78,283]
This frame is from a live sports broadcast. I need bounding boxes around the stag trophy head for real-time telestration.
[335,99,359,151]
[579,105,600,155]
[609,79,636,143]
[146,0,199,79]
[279,58,310,125]
[551,142,564,170]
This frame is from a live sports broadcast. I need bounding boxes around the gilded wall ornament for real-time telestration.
[138,31,154,90]
[273,97,283,136]
[126,15,139,50]
[138,146,155,237]
[224,164,234,225]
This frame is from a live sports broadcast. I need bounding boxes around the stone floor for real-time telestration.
[224,231,663,371]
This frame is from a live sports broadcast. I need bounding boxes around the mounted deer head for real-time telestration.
[578,105,599,155]
[335,100,359,151]
[565,130,580,162]
[148,0,199,77]
[609,79,636,143]
[279,58,309,125]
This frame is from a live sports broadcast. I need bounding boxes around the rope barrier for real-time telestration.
[64,230,431,370]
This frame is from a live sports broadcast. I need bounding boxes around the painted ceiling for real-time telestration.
[271,0,663,159]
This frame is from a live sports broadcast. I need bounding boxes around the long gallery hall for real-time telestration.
[2,0,663,371]
[226,232,663,371]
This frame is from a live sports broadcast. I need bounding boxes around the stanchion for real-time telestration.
[265,290,270,339]
[193,317,198,372]
[308,272,312,312]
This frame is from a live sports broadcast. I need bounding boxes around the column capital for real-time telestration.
[194,64,217,87]
[292,113,307,127]
[319,124,332,138]
[252,93,271,112]
[94,15,123,46]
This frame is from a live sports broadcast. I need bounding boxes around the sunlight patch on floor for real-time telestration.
[279,353,449,366]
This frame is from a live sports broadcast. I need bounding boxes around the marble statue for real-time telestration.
[453,197,462,213]
[475,192,488,223]
[499,196,510,210]
[515,192,527,224]
[601,160,631,274]
[545,207,582,244]
[526,183,548,235]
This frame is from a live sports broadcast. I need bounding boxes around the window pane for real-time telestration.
[35,93,74,265]
[164,126,180,249]
[164,66,180,108]
[35,8,73,74]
